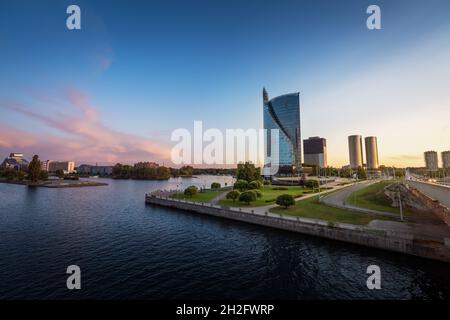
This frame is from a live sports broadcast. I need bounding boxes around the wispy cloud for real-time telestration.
[97,55,113,72]
[0,88,170,165]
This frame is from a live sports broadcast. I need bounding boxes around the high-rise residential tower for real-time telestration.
[303,137,327,168]
[263,88,301,168]
[348,135,364,169]
[424,151,438,171]
[441,151,450,169]
[364,136,379,170]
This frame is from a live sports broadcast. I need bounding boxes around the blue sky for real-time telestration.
[1,0,450,166]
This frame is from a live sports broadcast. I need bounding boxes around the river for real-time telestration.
[0,176,449,299]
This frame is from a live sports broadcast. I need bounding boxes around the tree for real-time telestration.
[184,185,198,198]
[357,166,367,180]
[211,182,221,190]
[248,180,263,190]
[236,162,261,182]
[179,165,193,176]
[39,170,48,181]
[55,169,65,179]
[276,194,295,209]
[17,170,25,181]
[156,166,171,180]
[226,190,240,202]
[239,190,257,204]
[233,179,249,191]
[28,155,41,182]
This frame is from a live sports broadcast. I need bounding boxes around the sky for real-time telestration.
[0,0,449,167]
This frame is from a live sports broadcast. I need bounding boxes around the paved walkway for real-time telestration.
[209,190,229,205]
[249,182,358,214]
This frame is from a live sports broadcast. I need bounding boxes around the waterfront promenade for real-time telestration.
[145,190,450,263]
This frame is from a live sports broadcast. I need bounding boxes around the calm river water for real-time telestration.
[0,176,449,299]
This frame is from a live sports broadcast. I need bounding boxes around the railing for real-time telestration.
[146,193,372,233]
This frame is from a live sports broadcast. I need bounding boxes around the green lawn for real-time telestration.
[270,195,396,225]
[219,186,313,207]
[346,181,412,216]
[171,190,223,203]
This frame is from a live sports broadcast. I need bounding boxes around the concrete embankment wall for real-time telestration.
[406,180,450,208]
[145,195,450,263]
[406,181,450,227]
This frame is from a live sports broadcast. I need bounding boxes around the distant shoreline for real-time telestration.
[0,179,108,188]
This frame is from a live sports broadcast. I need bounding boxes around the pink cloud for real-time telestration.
[98,56,113,72]
[0,88,170,165]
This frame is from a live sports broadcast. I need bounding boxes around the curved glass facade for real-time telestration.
[263,90,301,167]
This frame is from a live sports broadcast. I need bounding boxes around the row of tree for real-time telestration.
[112,163,171,180]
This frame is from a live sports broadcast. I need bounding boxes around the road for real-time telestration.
[319,180,400,218]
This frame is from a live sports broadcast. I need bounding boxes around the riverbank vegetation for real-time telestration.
[220,185,308,207]
[346,181,412,216]
[112,163,171,180]
[171,188,223,203]
[271,195,396,225]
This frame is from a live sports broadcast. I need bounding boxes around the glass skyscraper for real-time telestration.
[263,88,301,168]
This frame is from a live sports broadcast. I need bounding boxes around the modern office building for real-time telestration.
[348,135,364,169]
[303,137,327,168]
[424,151,438,171]
[441,151,450,169]
[263,88,301,168]
[364,136,379,170]
[48,161,76,174]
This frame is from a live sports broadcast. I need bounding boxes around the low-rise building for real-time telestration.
[77,164,113,176]
[48,161,75,174]
[1,153,29,171]
[40,160,53,172]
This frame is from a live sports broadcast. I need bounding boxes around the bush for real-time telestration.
[39,170,48,181]
[184,185,198,197]
[55,169,65,179]
[211,182,221,190]
[234,179,249,191]
[263,180,271,185]
[276,194,295,209]
[239,190,257,204]
[248,180,263,190]
[226,190,240,202]
[305,180,319,189]
[253,189,262,198]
